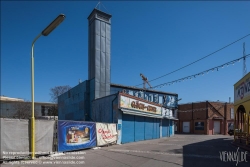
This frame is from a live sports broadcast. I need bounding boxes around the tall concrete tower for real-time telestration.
[88,9,112,99]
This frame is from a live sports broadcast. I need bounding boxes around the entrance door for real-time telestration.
[214,121,220,134]
[122,114,135,143]
[175,122,177,132]
[183,122,190,133]
[145,117,154,140]
[134,116,145,142]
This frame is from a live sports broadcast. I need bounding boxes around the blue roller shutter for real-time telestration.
[162,119,168,137]
[153,118,160,139]
[122,114,135,143]
[170,120,173,136]
[135,115,145,141]
[145,117,154,140]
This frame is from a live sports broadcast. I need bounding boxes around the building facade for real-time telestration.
[234,72,250,144]
[0,96,56,118]
[58,8,179,144]
[177,101,234,135]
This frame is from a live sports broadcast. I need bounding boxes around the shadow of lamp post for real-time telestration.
[31,14,65,159]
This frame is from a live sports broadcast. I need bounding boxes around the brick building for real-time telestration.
[176,101,234,135]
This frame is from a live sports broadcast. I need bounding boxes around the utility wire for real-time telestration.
[151,54,250,90]
[134,33,250,87]
[131,54,249,94]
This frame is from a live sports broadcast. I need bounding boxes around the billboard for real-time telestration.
[119,94,161,115]
[58,121,96,152]
[234,72,250,105]
[96,123,117,146]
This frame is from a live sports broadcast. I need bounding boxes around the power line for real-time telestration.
[151,54,250,90]
[134,33,250,87]
[243,42,247,76]
[131,54,250,94]
[74,54,249,94]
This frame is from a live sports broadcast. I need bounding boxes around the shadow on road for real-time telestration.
[173,136,250,167]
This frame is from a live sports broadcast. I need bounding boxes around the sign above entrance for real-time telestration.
[119,93,162,115]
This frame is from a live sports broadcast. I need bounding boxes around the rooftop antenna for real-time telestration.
[95,1,101,10]
[95,1,109,13]
[140,73,152,89]
[243,42,247,77]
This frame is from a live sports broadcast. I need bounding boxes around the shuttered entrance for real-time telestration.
[153,118,160,139]
[214,121,220,134]
[135,116,145,141]
[122,114,161,143]
[183,122,190,133]
[122,114,135,143]
[162,119,169,137]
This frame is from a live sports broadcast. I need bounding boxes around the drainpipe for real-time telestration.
[111,92,119,123]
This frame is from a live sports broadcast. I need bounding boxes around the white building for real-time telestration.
[0,96,56,118]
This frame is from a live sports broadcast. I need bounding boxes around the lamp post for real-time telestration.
[31,14,65,159]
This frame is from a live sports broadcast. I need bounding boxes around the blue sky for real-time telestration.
[1,1,250,104]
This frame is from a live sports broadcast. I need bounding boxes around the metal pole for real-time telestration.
[31,33,41,159]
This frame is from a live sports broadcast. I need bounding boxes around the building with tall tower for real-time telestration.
[58,8,179,144]
[88,9,111,99]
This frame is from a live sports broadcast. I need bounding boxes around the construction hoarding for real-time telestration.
[96,123,117,146]
[57,120,96,152]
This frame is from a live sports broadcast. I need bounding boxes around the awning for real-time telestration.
[163,116,179,120]
[120,108,178,120]
[121,108,163,118]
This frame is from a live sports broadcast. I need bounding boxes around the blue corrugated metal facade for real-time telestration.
[134,116,145,142]
[58,81,89,121]
[122,114,162,144]
[58,8,178,145]
[145,117,154,140]
[122,114,135,143]
[162,119,169,137]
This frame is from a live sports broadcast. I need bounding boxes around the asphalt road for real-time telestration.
[1,134,250,167]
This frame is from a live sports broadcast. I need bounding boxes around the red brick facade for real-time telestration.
[176,101,234,135]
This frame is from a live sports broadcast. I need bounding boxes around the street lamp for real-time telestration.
[31,14,65,159]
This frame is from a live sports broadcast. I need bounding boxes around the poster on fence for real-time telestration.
[58,120,96,152]
[96,123,117,146]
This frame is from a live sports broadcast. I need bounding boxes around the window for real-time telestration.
[129,90,133,96]
[140,91,144,99]
[195,122,204,130]
[41,106,45,116]
[144,94,148,101]
[230,108,234,119]
[148,94,153,102]
[159,96,163,104]
[154,94,158,103]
